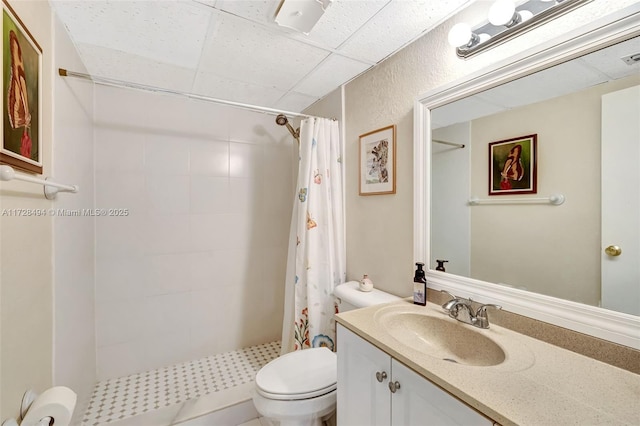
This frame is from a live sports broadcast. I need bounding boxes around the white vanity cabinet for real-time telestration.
[337,325,493,426]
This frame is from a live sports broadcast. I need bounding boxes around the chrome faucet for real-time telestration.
[440,290,502,329]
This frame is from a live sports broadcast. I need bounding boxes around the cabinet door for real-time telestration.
[391,360,492,426]
[337,325,391,426]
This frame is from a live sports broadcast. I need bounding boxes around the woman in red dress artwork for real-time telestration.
[500,144,524,190]
[7,30,32,159]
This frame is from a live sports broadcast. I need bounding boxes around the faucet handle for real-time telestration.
[439,289,457,300]
[476,303,502,313]
[474,304,502,328]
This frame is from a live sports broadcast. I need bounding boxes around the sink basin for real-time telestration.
[376,311,506,366]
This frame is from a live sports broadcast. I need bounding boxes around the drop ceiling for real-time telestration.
[51,0,471,113]
[431,36,640,129]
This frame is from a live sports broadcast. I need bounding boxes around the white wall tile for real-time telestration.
[95,171,146,214]
[97,340,148,380]
[144,214,191,254]
[229,178,258,214]
[197,249,250,289]
[145,174,190,216]
[145,253,193,296]
[95,127,145,172]
[96,257,146,304]
[142,292,192,337]
[189,252,219,290]
[145,135,190,174]
[189,288,220,328]
[182,101,232,140]
[190,176,230,214]
[230,143,264,178]
[189,139,229,176]
[189,325,223,359]
[142,330,192,371]
[96,216,146,258]
[96,298,146,347]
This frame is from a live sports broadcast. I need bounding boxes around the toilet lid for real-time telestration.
[255,347,337,400]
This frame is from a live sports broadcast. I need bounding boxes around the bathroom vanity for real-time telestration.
[337,325,494,425]
[335,300,640,426]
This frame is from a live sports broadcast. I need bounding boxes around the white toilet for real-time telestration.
[253,281,400,426]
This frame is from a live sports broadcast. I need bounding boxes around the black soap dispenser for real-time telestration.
[413,262,427,306]
[435,259,449,272]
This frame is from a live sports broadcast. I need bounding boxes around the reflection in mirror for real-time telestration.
[430,36,640,316]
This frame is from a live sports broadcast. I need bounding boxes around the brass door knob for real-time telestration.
[605,245,622,256]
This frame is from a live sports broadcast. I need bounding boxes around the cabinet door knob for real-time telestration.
[388,381,401,393]
[375,371,387,382]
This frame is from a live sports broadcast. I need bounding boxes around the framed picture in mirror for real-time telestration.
[489,134,537,195]
[359,124,396,195]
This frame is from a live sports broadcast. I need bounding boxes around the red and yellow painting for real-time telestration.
[489,134,537,195]
[1,0,41,174]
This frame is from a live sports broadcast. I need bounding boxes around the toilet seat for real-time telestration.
[255,347,337,401]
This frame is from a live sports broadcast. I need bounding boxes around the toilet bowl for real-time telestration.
[253,347,336,426]
[252,281,400,426]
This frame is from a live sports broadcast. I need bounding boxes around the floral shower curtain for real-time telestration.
[281,117,345,354]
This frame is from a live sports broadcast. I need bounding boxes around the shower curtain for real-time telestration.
[281,117,346,354]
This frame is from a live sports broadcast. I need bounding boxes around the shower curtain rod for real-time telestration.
[433,139,465,148]
[58,68,312,120]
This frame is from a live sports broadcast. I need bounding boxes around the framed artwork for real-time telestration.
[489,134,537,195]
[359,125,396,195]
[0,0,42,174]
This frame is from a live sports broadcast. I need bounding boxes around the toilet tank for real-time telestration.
[334,281,401,312]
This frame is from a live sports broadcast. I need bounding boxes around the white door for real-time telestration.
[337,325,391,426]
[601,85,640,315]
[390,360,492,426]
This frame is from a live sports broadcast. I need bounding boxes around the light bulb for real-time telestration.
[520,10,533,22]
[0,165,15,181]
[448,23,473,48]
[488,0,517,26]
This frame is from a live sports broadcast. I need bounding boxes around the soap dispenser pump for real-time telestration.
[413,262,427,306]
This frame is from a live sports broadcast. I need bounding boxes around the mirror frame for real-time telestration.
[414,5,640,349]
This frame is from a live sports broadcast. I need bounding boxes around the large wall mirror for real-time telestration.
[414,7,640,348]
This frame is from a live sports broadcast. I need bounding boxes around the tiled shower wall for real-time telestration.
[94,85,294,380]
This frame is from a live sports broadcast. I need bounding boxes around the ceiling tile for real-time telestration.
[275,91,320,113]
[213,0,281,25]
[197,11,330,91]
[579,37,640,80]
[76,43,196,93]
[431,96,505,129]
[339,0,470,63]
[193,71,286,106]
[52,0,212,69]
[477,59,609,110]
[213,0,389,51]
[294,54,371,97]
[292,0,389,49]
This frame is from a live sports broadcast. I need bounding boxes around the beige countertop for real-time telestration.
[335,299,640,426]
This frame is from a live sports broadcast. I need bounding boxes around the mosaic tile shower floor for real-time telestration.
[83,341,281,426]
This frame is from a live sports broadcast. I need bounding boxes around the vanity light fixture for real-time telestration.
[448,0,592,58]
